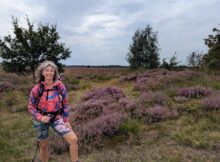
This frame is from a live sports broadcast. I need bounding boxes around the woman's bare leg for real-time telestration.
[63,131,78,162]
[39,139,49,162]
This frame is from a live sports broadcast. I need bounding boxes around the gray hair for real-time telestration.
[36,60,59,83]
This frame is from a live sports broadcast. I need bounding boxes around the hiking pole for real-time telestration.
[32,140,40,162]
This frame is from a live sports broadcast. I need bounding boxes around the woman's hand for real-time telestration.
[41,115,51,123]
[64,122,73,130]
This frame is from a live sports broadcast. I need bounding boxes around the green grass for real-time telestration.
[1,90,28,112]
[0,110,36,162]
[171,113,220,149]
[119,119,143,135]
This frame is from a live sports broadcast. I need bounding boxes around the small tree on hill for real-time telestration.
[127,25,160,69]
[187,51,204,68]
[203,24,220,69]
[161,53,179,70]
[0,16,71,80]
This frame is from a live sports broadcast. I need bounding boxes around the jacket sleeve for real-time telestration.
[60,83,70,122]
[28,85,43,121]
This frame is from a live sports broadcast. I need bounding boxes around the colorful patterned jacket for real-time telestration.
[28,81,69,122]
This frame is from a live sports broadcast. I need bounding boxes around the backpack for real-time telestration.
[36,83,63,114]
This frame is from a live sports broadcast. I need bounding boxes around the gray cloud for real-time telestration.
[0,0,219,65]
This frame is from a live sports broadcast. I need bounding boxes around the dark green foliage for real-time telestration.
[161,53,179,70]
[0,16,71,80]
[127,25,160,69]
[203,25,220,69]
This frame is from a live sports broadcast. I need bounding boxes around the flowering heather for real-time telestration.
[136,91,169,107]
[0,81,14,93]
[134,77,161,91]
[49,136,69,155]
[74,99,104,122]
[136,105,178,123]
[178,86,213,98]
[132,69,198,91]
[67,87,136,151]
[77,113,128,147]
[118,98,136,113]
[74,87,135,123]
[82,87,125,101]
[202,93,220,110]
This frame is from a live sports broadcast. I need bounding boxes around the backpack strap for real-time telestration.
[54,85,64,114]
[36,83,44,112]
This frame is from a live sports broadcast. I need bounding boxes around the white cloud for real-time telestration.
[0,0,46,36]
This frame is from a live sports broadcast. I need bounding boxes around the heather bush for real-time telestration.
[77,113,128,151]
[51,87,135,153]
[136,91,169,107]
[74,99,105,122]
[134,77,159,91]
[134,105,178,123]
[49,135,69,155]
[2,90,28,112]
[82,87,125,102]
[178,86,213,98]
[0,81,15,93]
[74,87,135,125]
[202,93,220,110]
[132,69,197,91]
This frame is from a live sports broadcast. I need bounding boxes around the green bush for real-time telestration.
[119,119,143,135]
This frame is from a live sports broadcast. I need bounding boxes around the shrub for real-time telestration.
[49,136,69,155]
[136,91,169,107]
[74,87,135,125]
[82,87,125,101]
[134,105,178,123]
[147,105,178,122]
[119,119,142,135]
[178,86,213,98]
[0,81,15,93]
[132,69,197,91]
[51,87,135,153]
[77,113,128,148]
[202,94,220,110]
[2,90,28,112]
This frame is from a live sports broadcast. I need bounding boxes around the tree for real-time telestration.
[0,17,71,80]
[126,25,160,69]
[161,53,179,70]
[187,51,204,68]
[203,24,220,69]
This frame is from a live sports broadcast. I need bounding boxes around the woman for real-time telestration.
[28,61,79,162]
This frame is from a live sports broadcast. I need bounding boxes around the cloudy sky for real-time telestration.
[0,0,219,66]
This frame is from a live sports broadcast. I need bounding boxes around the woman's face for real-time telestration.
[42,66,55,81]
